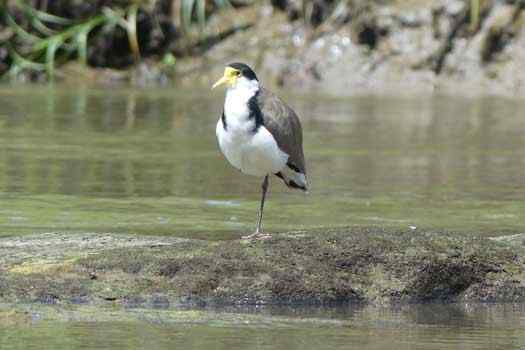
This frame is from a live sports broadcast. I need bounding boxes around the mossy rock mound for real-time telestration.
[70,230,525,305]
[1,230,524,306]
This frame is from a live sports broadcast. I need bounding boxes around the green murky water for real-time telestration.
[1,86,525,348]
[1,304,524,349]
[0,86,523,237]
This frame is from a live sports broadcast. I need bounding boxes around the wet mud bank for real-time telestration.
[0,230,524,307]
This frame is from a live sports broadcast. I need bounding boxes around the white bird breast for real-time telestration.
[216,120,289,176]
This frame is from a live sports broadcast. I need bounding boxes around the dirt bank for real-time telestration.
[1,230,524,307]
[4,1,525,96]
[174,0,525,97]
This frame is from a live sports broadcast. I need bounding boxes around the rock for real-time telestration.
[1,230,523,306]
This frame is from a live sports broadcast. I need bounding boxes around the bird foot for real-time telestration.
[241,231,272,241]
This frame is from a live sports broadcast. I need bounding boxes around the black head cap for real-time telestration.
[228,62,258,81]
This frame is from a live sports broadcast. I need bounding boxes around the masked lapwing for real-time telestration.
[213,62,308,240]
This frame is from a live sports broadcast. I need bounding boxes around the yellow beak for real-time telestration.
[212,67,239,89]
[212,75,229,89]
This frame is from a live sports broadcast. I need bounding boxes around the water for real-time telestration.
[1,85,525,348]
[0,86,523,238]
[0,304,524,349]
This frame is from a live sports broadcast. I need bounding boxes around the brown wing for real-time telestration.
[257,88,306,175]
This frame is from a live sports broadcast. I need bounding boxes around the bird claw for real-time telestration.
[241,232,272,241]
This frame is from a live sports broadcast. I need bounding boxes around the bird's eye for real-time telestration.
[235,71,241,76]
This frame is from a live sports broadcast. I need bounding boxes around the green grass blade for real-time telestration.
[8,46,45,70]
[182,0,197,30]
[30,16,57,36]
[75,30,89,64]
[32,14,107,52]
[126,4,141,61]
[5,13,42,43]
[102,6,128,27]
[45,37,62,77]
[470,0,480,32]
[196,0,206,29]
[20,2,72,25]
[34,10,72,25]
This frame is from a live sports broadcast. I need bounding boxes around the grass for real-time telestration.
[1,0,231,79]
[5,9,109,77]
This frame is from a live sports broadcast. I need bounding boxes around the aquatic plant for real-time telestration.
[1,0,231,79]
[4,3,115,78]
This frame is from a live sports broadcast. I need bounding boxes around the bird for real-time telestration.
[212,62,308,240]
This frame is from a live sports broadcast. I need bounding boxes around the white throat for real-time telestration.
[224,77,260,121]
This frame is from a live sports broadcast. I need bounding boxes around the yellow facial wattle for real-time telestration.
[212,67,240,89]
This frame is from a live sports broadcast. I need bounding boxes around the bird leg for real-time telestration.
[242,175,271,240]
[255,175,269,233]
